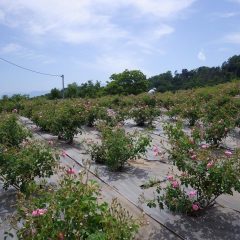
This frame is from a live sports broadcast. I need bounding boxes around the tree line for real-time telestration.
[47,54,240,99]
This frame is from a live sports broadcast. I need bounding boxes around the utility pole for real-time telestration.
[61,74,65,98]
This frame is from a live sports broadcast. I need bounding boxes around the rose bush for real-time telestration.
[16,173,138,239]
[0,114,31,147]
[0,140,59,193]
[130,106,160,127]
[148,123,240,214]
[89,126,151,171]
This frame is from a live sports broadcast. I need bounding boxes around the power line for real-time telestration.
[0,56,61,77]
[0,56,65,98]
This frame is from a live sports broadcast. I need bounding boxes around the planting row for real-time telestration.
[0,114,138,239]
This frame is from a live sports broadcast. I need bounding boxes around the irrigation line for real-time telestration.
[19,117,186,240]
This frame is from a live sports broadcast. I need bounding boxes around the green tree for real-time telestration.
[65,82,79,98]
[49,88,62,99]
[148,71,173,92]
[78,80,103,98]
[106,69,148,95]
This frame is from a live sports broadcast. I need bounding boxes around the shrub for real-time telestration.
[51,102,86,143]
[89,126,151,171]
[148,123,240,214]
[180,100,202,126]
[202,98,238,145]
[16,173,138,239]
[130,106,160,126]
[0,141,59,193]
[0,114,31,147]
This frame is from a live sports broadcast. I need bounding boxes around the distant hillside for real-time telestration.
[148,55,240,92]
[45,54,240,99]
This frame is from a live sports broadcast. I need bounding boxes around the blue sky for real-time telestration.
[0,0,240,95]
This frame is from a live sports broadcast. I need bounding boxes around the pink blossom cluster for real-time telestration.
[32,208,47,217]
[166,175,179,188]
[188,190,197,198]
[172,181,179,188]
[12,108,18,113]
[207,161,214,169]
[153,145,160,156]
[66,168,76,175]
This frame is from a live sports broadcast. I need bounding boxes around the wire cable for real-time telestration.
[0,56,61,77]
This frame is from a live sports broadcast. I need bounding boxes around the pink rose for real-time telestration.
[32,208,47,217]
[201,144,209,149]
[66,168,76,175]
[224,150,233,157]
[192,204,199,211]
[153,146,161,156]
[207,161,214,169]
[154,152,159,157]
[190,154,197,160]
[61,151,67,158]
[189,190,197,198]
[12,108,18,113]
[172,180,179,188]
[167,175,174,181]
[153,146,159,152]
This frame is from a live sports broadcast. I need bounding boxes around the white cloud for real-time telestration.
[0,42,55,64]
[231,0,240,3]
[0,0,195,45]
[128,0,195,18]
[0,43,22,53]
[77,52,143,74]
[225,32,240,44]
[197,50,206,61]
[153,25,175,39]
[0,9,5,21]
[216,12,239,18]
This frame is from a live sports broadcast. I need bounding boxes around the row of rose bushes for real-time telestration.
[0,114,139,239]
[1,81,239,148]
[16,98,160,144]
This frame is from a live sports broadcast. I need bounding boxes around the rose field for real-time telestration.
[0,81,240,240]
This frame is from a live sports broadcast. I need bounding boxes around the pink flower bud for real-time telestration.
[224,150,233,157]
[207,161,214,169]
[66,168,76,175]
[32,208,47,217]
[192,204,199,211]
[61,151,67,158]
[201,144,209,149]
[153,146,159,152]
[190,154,197,160]
[167,175,174,181]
